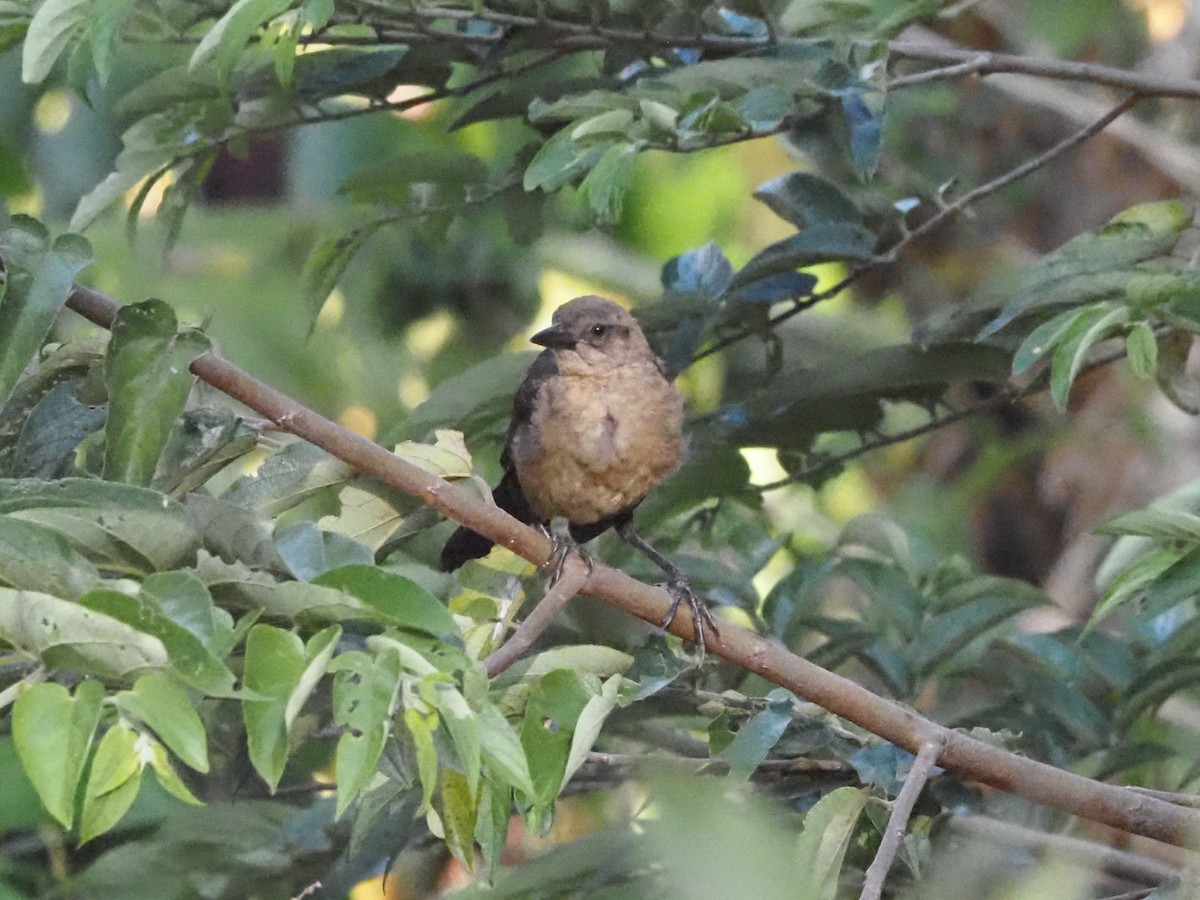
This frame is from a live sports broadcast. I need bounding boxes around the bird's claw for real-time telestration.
[661,576,719,660]
[542,528,592,586]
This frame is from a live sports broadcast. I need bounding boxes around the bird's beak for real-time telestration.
[530,324,576,350]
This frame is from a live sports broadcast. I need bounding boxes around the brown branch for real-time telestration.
[483,555,590,676]
[62,282,1200,849]
[949,815,1184,886]
[889,41,1200,100]
[859,735,945,900]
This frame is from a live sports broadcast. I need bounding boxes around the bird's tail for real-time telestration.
[439,470,537,571]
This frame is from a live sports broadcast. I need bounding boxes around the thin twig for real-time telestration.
[60,283,1200,848]
[483,555,591,677]
[694,93,1142,363]
[751,321,1150,493]
[859,735,945,900]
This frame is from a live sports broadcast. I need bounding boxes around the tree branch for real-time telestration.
[483,555,590,676]
[695,93,1141,363]
[61,282,1200,849]
[859,735,945,900]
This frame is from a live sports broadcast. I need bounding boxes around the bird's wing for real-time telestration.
[500,348,559,470]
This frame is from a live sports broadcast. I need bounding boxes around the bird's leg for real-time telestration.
[536,522,593,585]
[616,521,718,657]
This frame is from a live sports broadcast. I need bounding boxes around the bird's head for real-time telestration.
[530,296,653,369]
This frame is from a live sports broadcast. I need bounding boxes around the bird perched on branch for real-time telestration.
[440,295,717,652]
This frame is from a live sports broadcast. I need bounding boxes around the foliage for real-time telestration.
[3,1,1200,899]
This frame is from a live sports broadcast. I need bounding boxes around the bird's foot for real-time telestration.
[661,575,719,660]
[539,525,593,586]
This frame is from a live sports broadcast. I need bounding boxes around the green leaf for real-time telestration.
[21,0,88,83]
[1140,544,1200,620]
[752,172,863,229]
[88,0,135,84]
[795,786,868,900]
[520,670,592,819]
[716,692,793,781]
[0,516,100,597]
[1096,507,1200,541]
[440,766,478,869]
[429,682,480,799]
[0,588,170,679]
[116,674,209,773]
[220,441,351,517]
[274,521,372,581]
[12,680,105,829]
[312,565,460,642]
[1090,548,1181,628]
[103,300,211,486]
[730,223,876,289]
[915,577,1043,673]
[140,570,234,656]
[1049,302,1131,410]
[577,142,637,225]
[478,703,535,801]
[1126,321,1158,379]
[333,648,403,816]
[393,429,474,479]
[79,723,144,843]
[300,217,391,328]
[190,0,294,80]
[475,779,511,874]
[7,380,106,479]
[145,738,203,806]
[523,127,612,193]
[1011,307,1087,375]
[0,217,93,407]
[242,624,306,791]
[560,674,621,791]
[75,588,237,696]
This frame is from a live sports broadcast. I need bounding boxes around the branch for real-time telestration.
[859,735,945,900]
[62,283,1200,849]
[889,41,1200,100]
[949,815,1185,886]
[483,555,590,676]
[695,93,1141,363]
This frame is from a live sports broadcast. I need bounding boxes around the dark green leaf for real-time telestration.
[730,223,876,289]
[716,692,793,780]
[1049,302,1130,410]
[0,516,100,597]
[75,588,237,695]
[1011,307,1087,375]
[753,172,862,229]
[0,217,93,407]
[103,300,211,486]
[312,565,459,641]
[190,0,293,81]
[334,647,402,815]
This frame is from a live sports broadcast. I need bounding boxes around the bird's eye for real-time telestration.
[590,324,608,338]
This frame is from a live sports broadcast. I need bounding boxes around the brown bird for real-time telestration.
[440,295,717,650]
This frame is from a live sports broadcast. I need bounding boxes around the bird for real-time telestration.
[439,295,717,652]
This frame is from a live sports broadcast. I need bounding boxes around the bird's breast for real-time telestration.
[516,364,684,524]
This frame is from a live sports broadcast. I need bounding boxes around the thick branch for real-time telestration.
[62,283,1200,849]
